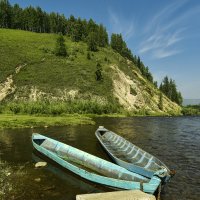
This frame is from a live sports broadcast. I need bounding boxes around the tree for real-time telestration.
[95,63,103,81]
[12,4,23,29]
[87,32,98,51]
[35,6,44,32]
[154,81,158,88]
[160,76,182,105]
[0,0,12,28]
[87,18,97,33]
[158,92,163,110]
[87,52,91,60]
[55,33,67,56]
[177,92,183,105]
[110,33,123,53]
[97,24,108,47]
[137,56,141,70]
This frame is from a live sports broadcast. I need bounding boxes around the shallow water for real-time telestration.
[0,116,200,200]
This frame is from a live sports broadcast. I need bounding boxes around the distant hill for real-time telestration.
[0,29,181,115]
[183,99,200,106]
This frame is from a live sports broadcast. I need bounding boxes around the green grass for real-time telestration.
[182,105,200,116]
[0,114,95,129]
[0,28,115,100]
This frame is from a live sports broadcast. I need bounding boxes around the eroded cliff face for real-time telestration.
[110,64,181,114]
[0,64,27,101]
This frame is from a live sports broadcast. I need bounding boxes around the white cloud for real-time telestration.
[139,29,185,57]
[144,0,188,33]
[153,49,182,59]
[138,0,200,59]
[108,9,135,41]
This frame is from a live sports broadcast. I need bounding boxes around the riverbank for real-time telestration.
[0,114,95,129]
[0,111,184,129]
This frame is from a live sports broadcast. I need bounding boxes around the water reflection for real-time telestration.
[0,116,200,200]
[32,152,103,194]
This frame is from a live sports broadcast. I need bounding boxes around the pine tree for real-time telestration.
[98,24,108,47]
[0,0,12,28]
[87,32,98,51]
[12,4,23,29]
[87,52,91,60]
[160,76,182,105]
[95,62,103,81]
[177,92,183,105]
[87,18,97,33]
[154,81,158,88]
[158,92,163,110]
[137,56,141,70]
[162,76,170,96]
[55,33,67,57]
[49,12,57,33]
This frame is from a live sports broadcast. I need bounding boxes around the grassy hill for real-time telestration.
[0,29,181,115]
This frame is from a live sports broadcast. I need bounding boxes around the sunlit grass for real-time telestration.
[0,114,95,129]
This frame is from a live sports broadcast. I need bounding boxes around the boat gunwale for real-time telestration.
[95,127,171,178]
[32,133,161,193]
[32,133,147,179]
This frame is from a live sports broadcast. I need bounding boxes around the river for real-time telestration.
[0,116,200,200]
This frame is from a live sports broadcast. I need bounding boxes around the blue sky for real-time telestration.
[10,0,200,99]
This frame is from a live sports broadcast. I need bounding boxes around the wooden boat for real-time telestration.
[32,133,161,194]
[95,126,173,182]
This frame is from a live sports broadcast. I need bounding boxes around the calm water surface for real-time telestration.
[0,116,200,200]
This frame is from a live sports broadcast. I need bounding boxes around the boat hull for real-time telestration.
[32,134,161,194]
[95,127,171,182]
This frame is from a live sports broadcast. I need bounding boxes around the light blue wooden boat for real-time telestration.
[32,133,162,194]
[95,126,174,182]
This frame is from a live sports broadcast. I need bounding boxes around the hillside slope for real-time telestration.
[0,29,181,115]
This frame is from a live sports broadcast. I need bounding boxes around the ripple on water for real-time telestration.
[0,116,200,200]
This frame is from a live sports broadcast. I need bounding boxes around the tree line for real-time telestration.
[159,76,183,105]
[0,0,108,47]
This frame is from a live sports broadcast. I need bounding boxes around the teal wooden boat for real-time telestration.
[96,126,174,182]
[32,133,162,194]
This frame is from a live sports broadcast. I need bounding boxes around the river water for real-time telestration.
[0,116,200,200]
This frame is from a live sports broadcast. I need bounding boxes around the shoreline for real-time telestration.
[0,113,196,129]
[0,114,95,129]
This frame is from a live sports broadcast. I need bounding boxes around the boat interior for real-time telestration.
[33,137,149,183]
[98,131,163,172]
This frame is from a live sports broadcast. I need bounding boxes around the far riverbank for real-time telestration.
[0,114,95,129]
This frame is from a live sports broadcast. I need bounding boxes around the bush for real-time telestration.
[182,106,200,116]
[130,87,137,96]
[55,33,67,57]
[87,52,91,60]
[1,100,120,115]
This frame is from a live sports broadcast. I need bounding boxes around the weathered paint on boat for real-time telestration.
[95,126,172,182]
[32,134,161,194]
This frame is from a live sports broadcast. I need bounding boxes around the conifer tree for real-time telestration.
[154,81,158,88]
[55,33,67,57]
[87,32,98,51]
[95,63,103,81]
[160,76,182,105]
[12,4,23,29]
[158,92,163,110]
[87,52,91,60]
[0,0,12,28]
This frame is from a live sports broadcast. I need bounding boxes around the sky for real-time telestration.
[10,0,200,99]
